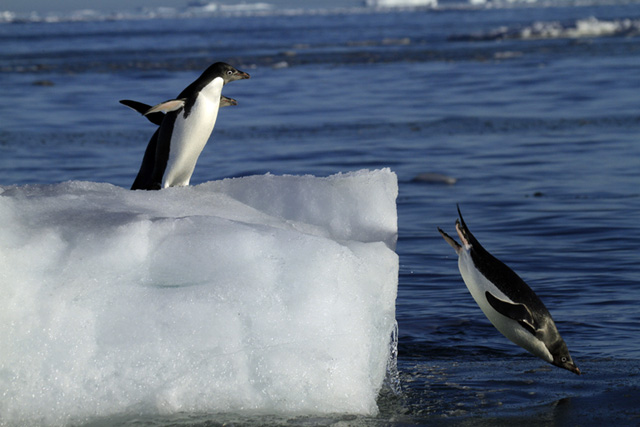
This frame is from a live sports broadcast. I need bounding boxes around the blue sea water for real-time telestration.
[1,1,640,424]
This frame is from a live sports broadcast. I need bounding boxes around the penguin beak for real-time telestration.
[236,70,250,80]
[556,361,581,375]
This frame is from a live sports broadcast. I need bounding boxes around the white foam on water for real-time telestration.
[0,169,398,426]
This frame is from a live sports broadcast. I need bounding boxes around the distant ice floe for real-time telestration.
[449,17,640,41]
[0,10,16,22]
[364,0,438,8]
[2,1,640,24]
[0,170,399,425]
[524,16,640,39]
[189,1,274,14]
[0,2,276,24]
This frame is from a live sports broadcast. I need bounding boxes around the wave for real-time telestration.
[449,17,640,41]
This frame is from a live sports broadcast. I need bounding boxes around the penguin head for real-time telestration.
[205,62,250,85]
[180,62,250,103]
[550,340,581,375]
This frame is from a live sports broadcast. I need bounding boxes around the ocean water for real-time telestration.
[2,1,640,425]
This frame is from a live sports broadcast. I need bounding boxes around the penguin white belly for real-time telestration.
[162,78,224,188]
[458,249,552,362]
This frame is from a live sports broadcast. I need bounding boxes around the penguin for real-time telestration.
[120,96,237,191]
[126,62,249,190]
[438,206,580,375]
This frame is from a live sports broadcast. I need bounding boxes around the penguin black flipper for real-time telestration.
[438,227,462,254]
[120,100,165,126]
[485,291,538,335]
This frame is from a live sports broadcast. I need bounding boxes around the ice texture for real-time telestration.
[0,169,398,425]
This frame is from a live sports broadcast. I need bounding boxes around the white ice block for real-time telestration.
[0,169,398,425]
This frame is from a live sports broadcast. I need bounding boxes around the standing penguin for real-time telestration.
[126,62,249,190]
[438,206,580,375]
[120,96,237,190]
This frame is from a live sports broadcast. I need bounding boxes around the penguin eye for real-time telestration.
[561,357,568,363]
[226,70,234,76]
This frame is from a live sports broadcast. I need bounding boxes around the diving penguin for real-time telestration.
[120,96,237,191]
[438,206,580,375]
[126,62,249,190]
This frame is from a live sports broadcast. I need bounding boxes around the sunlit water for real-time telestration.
[1,1,639,424]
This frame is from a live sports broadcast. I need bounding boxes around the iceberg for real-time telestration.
[365,0,438,8]
[0,169,399,425]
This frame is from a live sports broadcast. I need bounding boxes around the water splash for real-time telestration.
[383,321,402,396]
